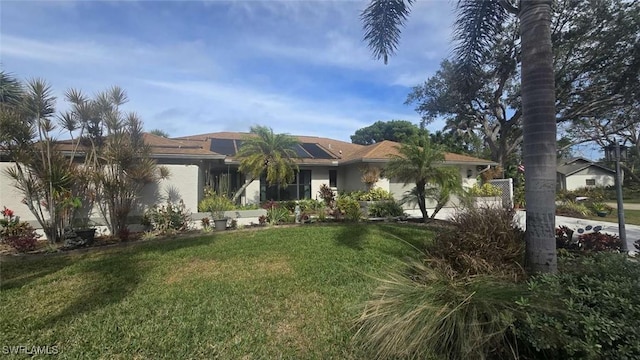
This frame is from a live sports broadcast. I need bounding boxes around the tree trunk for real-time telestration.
[231,177,256,204]
[519,0,558,273]
[416,182,428,223]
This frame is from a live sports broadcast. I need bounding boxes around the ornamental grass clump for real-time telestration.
[428,206,526,280]
[355,260,522,360]
[354,206,527,360]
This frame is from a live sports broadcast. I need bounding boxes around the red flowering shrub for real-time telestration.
[1,207,38,252]
[578,232,622,252]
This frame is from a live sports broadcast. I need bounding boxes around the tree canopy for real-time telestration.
[231,126,300,203]
[350,120,419,145]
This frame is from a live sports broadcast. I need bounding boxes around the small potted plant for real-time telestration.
[591,202,613,217]
[199,191,235,231]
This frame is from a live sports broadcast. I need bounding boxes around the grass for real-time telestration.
[0,224,432,359]
[582,209,640,226]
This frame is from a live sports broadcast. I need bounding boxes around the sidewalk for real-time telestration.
[605,202,640,210]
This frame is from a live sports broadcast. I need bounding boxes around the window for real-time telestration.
[260,170,312,201]
[585,179,596,186]
[329,170,337,188]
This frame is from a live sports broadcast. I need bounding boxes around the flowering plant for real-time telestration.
[1,207,38,252]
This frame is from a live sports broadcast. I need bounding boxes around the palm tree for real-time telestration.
[362,0,557,273]
[230,126,300,203]
[386,133,459,223]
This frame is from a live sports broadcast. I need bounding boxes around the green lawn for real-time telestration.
[0,224,431,359]
[583,209,640,226]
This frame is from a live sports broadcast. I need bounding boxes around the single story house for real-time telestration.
[557,157,617,191]
[0,131,496,222]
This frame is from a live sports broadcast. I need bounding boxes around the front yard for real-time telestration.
[0,224,431,359]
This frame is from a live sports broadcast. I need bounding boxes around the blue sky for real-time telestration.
[0,0,457,142]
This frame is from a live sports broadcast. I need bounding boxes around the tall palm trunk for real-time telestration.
[520,0,557,273]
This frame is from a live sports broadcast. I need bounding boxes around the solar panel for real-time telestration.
[301,143,335,159]
[235,140,244,152]
[292,144,312,158]
[210,139,237,155]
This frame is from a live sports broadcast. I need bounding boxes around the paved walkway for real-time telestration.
[605,202,640,210]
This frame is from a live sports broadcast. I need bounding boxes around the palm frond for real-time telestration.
[362,0,414,64]
[454,0,509,73]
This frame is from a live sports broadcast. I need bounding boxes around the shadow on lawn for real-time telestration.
[22,234,218,330]
[1,256,73,291]
[334,223,371,250]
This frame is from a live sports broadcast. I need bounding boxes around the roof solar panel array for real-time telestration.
[208,138,336,160]
[210,139,237,155]
[301,143,335,159]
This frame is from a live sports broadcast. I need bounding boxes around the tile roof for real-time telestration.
[46,131,494,165]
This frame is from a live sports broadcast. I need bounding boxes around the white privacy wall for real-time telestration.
[0,162,36,222]
[0,162,202,223]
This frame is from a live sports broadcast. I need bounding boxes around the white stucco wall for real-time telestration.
[138,164,201,213]
[310,166,336,201]
[1,162,201,224]
[563,166,615,191]
[243,179,261,205]
[0,162,37,222]
[566,174,615,191]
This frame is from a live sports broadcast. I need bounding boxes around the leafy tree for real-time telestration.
[385,133,459,223]
[231,126,300,203]
[362,0,558,272]
[407,0,638,172]
[351,120,419,145]
[149,128,169,138]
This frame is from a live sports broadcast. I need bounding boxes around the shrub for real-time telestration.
[556,201,591,218]
[428,206,525,279]
[368,201,405,218]
[1,207,38,252]
[578,232,622,252]
[263,202,289,225]
[349,188,395,201]
[144,200,191,234]
[467,183,502,197]
[336,196,362,222]
[355,260,522,360]
[199,192,235,219]
[591,201,613,215]
[557,187,605,203]
[516,253,640,359]
[318,184,336,208]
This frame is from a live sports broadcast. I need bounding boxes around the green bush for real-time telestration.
[198,192,235,218]
[467,183,503,197]
[556,201,591,218]
[336,196,362,222]
[368,201,405,218]
[355,188,395,201]
[557,187,606,203]
[517,253,640,359]
[427,206,526,279]
[143,200,191,234]
[355,260,522,360]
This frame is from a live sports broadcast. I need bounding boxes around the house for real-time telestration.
[0,131,496,222]
[557,157,617,191]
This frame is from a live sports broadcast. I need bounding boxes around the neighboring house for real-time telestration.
[0,132,496,222]
[557,157,616,191]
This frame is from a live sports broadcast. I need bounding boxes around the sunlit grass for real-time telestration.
[0,224,431,359]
